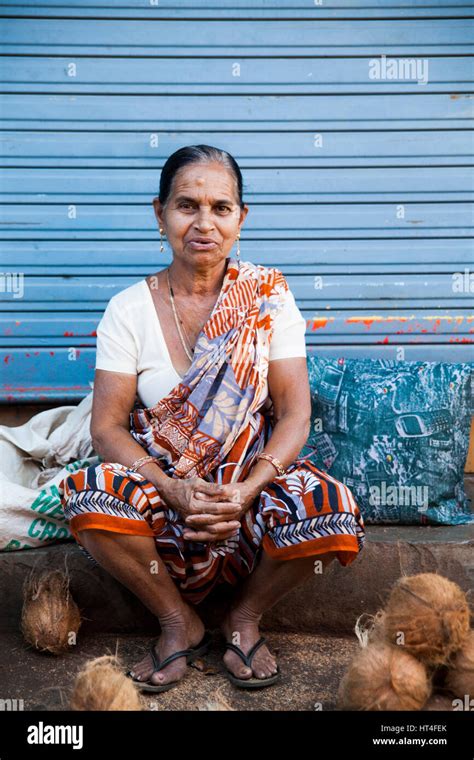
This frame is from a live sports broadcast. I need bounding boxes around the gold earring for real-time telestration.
[160,227,165,253]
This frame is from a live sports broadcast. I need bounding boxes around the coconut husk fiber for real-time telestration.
[354,610,387,648]
[444,628,474,699]
[21,568,82,655]
[383,573,470,666]
[70,655,143,711]
[198,688,235,711]
[337,641,432,711]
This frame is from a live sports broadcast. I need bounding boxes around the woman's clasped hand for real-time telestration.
[160,477,257,542]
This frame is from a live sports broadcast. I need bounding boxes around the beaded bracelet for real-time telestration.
[255,452,286,477]
[129,454,158,473]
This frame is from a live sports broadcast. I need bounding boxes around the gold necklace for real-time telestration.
[166,269,194,360]
[166,264,228,361]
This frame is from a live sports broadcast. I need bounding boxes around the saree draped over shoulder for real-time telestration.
[59,257,366,604]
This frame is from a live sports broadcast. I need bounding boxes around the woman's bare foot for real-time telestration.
[221,605,278,681]
[129,603,205,687]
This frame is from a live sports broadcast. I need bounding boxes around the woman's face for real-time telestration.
[153,161,248,268]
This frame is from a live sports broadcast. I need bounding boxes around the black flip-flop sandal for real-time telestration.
[127,629,213,693]
[224,636,281,689]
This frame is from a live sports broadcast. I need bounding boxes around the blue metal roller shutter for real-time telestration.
[0,0,473,402]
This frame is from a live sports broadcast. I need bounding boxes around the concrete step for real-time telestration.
[1,519,472,637]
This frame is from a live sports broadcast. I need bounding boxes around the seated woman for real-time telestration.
[59,144,366,693]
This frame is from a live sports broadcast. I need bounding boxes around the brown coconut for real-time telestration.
[337,641,431,711]
[421,693,455,711]
[21,568,82,655]
[71,655,143,711]
[444,628,474,699]
[383,573,470,666]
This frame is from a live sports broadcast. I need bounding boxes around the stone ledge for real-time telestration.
[1,522,472,636]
